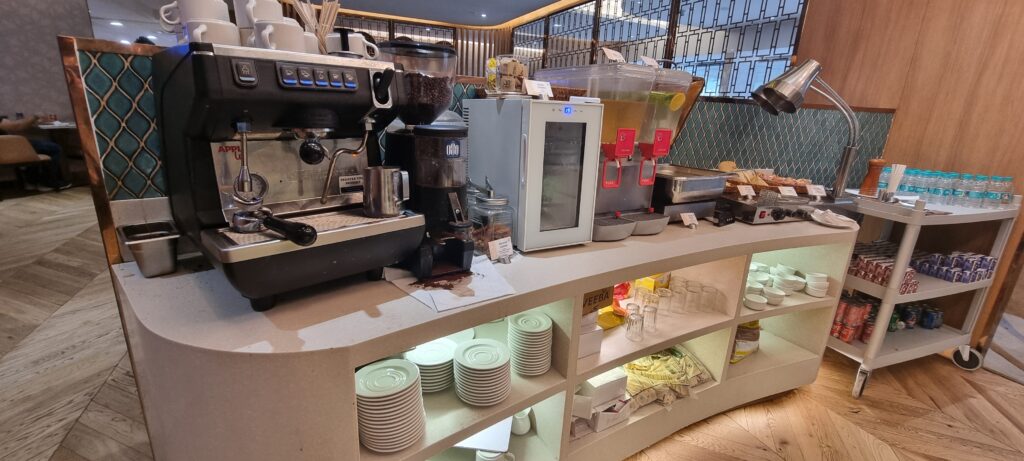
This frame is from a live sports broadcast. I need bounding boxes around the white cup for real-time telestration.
[254,19,305,52]
[304,32,319,54]
[476,451,515,461]
[184,19,240,45]
[159,0,230,32]
[233,0,283,28]
[511,409,531,436]
[239,27,254,46]
[326,31,379,59]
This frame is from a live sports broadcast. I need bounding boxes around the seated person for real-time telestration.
[0,115,72,191]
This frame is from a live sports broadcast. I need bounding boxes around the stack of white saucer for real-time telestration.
[404,338,457,393]
[355,359,426,453]
[454,338,512,407]
[508,312,553,376]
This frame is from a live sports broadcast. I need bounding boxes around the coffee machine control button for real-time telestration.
[297,67,314,86]
[342,71,358,89]
[328,69,344,88]
[278,65,298,86]
[313,68,329,87]
[232,60,257,86]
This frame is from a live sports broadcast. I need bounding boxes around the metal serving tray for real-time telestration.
[654,165,728,204]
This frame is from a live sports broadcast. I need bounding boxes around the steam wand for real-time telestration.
[320,118,374,204]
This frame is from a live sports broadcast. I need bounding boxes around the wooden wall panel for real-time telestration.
[456,27,513,77]
[797,0,927,110]
[883,0,1010,168]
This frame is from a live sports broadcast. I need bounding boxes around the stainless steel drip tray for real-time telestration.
[201,210,425,263]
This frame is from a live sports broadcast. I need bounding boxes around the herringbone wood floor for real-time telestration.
[2,189,1024,460]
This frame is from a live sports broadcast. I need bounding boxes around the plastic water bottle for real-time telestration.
[878,167,892,196]
[951,173,967,206]
[968,175,988,208]
[940,173,955,205]
[983,176,1001,209]
[1001,176,1015,209]
[928,171,945,203]
[903,169,918,194]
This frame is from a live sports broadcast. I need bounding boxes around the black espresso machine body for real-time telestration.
[153,43,424,309]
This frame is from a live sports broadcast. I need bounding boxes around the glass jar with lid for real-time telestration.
[470,193,515,257]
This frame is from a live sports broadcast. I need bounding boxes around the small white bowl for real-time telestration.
[763,286,786,298]
[769,267,780,276]
[748,273,771,284]
[775,264,797,276]
[804,286,827,298]
[806,281,829,291]
[803,272,829,284]
[750,262,769,273]
[744,294,768,311]
[746,282,764,294]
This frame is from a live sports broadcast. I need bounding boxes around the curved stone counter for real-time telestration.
[115,221,855,460]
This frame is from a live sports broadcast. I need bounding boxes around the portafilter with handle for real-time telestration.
[363,166,410,218]
[231,207,318,246]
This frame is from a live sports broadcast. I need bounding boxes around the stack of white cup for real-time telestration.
[159,0,240,46]
[233,0,315,53]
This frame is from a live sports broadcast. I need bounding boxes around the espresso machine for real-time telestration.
[154,43,424,310]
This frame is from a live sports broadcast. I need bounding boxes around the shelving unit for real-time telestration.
[833,197,1020,398]
[113,220,856,461]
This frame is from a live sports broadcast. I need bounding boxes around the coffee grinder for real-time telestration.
[379,41,473,279]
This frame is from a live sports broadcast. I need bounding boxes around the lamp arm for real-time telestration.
[810,77,860,199]
[810,78,860,147]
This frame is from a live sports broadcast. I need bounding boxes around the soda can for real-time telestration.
[921,308,942,329]
[888,310,900,332]
[860,321,876,343]
[901,304,922,329]
[935,266,947,280]
[835,300,850,322]
[838,325,858,343]
[843,303,869,327]
[953,270,964,283]
[830,321,843,337]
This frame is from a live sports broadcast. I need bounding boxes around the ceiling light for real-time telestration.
[425,27,431,31]
[119,39,131,44]
[554,23,562,27]
[481,13,487,18]
[110,21,124,26]
[147,35,157,40]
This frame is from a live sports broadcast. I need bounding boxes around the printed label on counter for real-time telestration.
[680,212,698,228]
[778,186,798,197]
[807,184,827,197]
[524,79,553,98]
[737,185,757,197]
[487,236,514,261]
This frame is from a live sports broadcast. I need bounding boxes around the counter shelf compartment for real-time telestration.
[357,301,572,461]
[567,327,731,459]
[726,309,828,382]
[428,393,566,461]
[576,256,745,381]
[740,243,851,321]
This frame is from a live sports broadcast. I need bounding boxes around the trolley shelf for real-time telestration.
[845,196,1020,226]
[844,273,994,303]
[835,195,1019,398]
[827,325,967,369]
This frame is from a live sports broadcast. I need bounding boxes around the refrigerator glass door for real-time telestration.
[539,121,586,231]
[521,102,602,250]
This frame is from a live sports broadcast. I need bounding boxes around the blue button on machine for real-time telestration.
[297,67,314,86]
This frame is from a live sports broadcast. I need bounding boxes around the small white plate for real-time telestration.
[508,312,553,334]
[454,339,511,371]
[404,338,458,367]
[355,359,420,399]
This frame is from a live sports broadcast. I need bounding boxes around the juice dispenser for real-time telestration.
[637,68,693,185]
[536,63,667,241]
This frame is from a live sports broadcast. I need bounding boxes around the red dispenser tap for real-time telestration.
[637,128,672,186]
[600,128,636,189]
